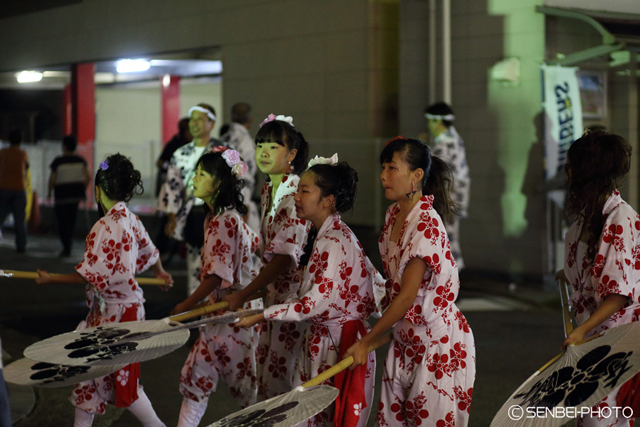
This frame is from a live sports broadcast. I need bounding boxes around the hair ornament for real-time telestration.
[189,106,216,121]
[259,113,294,128]
[308,153,339,169]
[425,113,455,121]
[219,148,248,178]
[100,160,109,171]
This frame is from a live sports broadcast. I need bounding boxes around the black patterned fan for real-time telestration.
[207,333,391,427]
[491,319,640,426]
[3,357,124,388]
[24,309,263,367]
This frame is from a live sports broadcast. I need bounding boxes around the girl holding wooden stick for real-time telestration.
[237,156,381,426]
[223,114,312,400]
[36,153,172,427]
[558,131,640,427]
[344,137,476,427]
[172,149,263,426]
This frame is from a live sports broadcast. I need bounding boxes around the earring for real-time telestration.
[406,182,417,200]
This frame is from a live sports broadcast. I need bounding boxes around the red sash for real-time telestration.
[333,320,368,427]
[114,305,140,408]
[616,372,640,418]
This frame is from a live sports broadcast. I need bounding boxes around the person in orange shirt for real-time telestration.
[0,129,29,253]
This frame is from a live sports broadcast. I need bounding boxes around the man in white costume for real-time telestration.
[425,101,470,269]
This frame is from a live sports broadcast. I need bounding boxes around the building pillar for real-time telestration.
[161,75,181,145]
[62,84,72,136]
[70,63,96,200]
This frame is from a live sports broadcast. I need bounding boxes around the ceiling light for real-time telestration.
[116,59,150,73]
[162,74,171,88]
[16,71,43,83]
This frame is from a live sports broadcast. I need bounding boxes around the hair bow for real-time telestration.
[307,153,338,169]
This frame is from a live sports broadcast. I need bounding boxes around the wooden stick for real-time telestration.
[0,270,166,286]
[557,279,574,337]
[302,332,392,388]
[168,290,268,323]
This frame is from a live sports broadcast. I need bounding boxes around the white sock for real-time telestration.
[177,397,209,427]
[74,408,94,427]
[127,389,166,427]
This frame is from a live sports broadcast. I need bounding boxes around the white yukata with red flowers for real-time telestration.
[179,208,263,409]
[564,190,640,427]
[264,213,378,427]
[257,173,311,400]
[376,195,475,427]
[72,202,159,414]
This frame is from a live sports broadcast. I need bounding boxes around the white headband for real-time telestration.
[189,106,216,121]
[425,113,455,121]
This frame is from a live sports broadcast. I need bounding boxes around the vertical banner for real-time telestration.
[542,64,583,274]
[541,64,583,182]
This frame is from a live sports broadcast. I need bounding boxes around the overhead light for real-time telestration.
[162,74,171,88]
[116,59,150,73]
[16,71,43,83]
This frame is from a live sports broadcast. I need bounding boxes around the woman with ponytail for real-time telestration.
[223,114,312,400]
[237,155,381,426]
[345,137,476,427]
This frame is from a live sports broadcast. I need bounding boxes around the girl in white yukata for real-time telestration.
[223,114,312,400]
[238,156,380,427]
[36,153,173,427]
[345,137,476,427]
[558,131,640,427]
[171,149,263,427]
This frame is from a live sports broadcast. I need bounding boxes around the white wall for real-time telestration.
[94,80,223,197]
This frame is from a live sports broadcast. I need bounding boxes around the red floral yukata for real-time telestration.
[257,173,311,400]
[72,202,159,414]
[564,190,640,427]
[264,213,378,427]
[179,209,263,408]
[376,195,475,427]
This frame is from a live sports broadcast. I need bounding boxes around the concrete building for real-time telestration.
[1,0,639,281]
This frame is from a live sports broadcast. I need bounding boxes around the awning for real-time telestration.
[536,6,640,66]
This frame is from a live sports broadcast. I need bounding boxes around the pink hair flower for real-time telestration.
[259,113,294,128]
[232,161,249,178]
[260,113,278,128]
[222,149,241,166]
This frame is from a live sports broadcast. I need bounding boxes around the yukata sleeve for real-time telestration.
[133,216,159,274]
[263,198,310,269]
[591,210,640,302]
[199,214,239,289]
[157,159,185,214]
[264,237,343,323]
[75,220,122,291]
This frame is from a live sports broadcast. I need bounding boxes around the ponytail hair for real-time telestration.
[255,120,309,175]
[95,153,143,202]
[196,151,248,216]
[380,136,456,221]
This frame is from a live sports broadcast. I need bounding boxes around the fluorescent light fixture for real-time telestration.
[162,74,171,88]
[16,71,43,83]
[116,59,150,73]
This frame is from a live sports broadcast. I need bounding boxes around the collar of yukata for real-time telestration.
[425,113,455,121]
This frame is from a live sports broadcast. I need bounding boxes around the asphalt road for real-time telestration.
[0,230,565,427]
